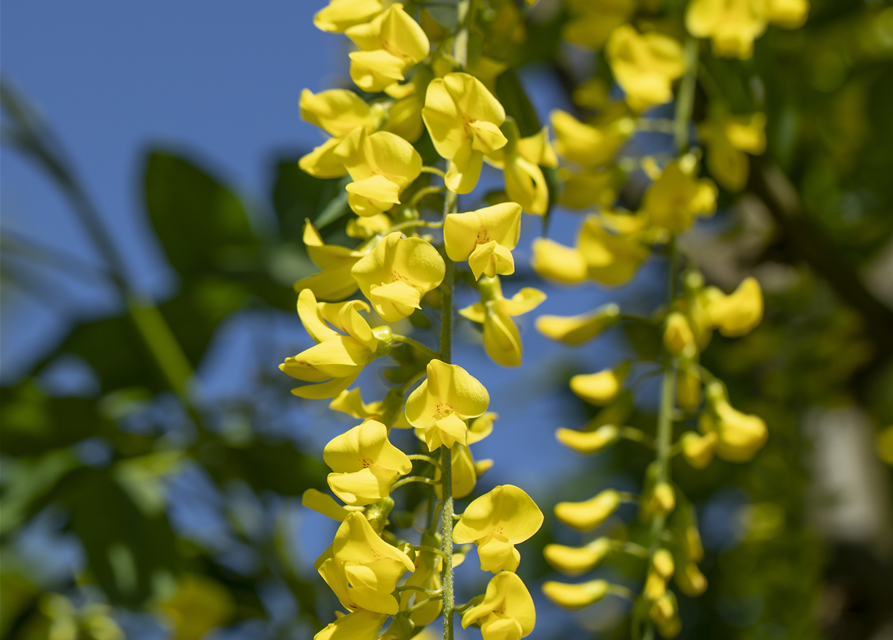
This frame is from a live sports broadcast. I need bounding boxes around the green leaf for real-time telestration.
[270,161,347,241]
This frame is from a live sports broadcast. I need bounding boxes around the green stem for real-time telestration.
[393,335,440,360]
[407,454,444,471]
[420,166,447,178]
[441,443,455,640]
[674,38,699,154]
[391,476,441,491]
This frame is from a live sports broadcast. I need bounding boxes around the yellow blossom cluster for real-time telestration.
[282,2,554,639]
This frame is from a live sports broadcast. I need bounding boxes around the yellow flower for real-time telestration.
[444,203,522,280]
[323,420,412,506]
[532,214,650,286]
[686,0,808,59]
[298,88,379,179]
[382,67,433,143]
[294,220,368,301]
[551,109,633,168]
[314,0,383,33]
[606,26,685,111]
[280,290,385,399]
[453,485,544,573]
[404,359,490,450]
[345,4,430,93]
[422,72,507,193]
[650,592,681,638]
[562,0,635,49]
[329,388,411,428]
[486,125,558,215]
[570,363,629,406]
[434,443,479,499]
[675,562,708,597]
[649,482,676,517]
[317,512,415,615]
[701,383,768,461]
[680,431,717,469]
[663,311,696,356]
[542,580,608,609]
[314,610,387,640]
[535,303,621,346]
[544,538,613,575]
[698,113,766,191]
[459,277,546,368]
[703,277,763,337]
[641,159,718,234]
[336,128,422,217]
[555,424,620,455]
[160,574,233,640]
[554,489,621,531]
[557,167,622,210]
[400,538,443,626]
[676,361,702,411]
[462,572,536,640]
[351,232,445,322]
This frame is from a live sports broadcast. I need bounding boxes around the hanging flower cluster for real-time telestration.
[284,2,553,639]
[527,0,805,637]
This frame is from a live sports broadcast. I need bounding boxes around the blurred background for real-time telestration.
[2,2,892,640]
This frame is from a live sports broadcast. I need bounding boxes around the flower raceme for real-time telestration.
[336,128,422,217]
[460,276,546,367]
[351,232,445,322]
[405,359,490,450]
[422,72,507,193]
[345,4,430,93]
[462,572,536,640]
[453,485,544,573]
[323,420,412,506]
[280,290,388,399]
[444,203,522,281]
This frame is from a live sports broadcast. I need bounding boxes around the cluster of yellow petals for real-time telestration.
[462,572,536,640]
[686,0,809,59]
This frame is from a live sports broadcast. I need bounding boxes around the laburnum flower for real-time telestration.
[314,610,387,640]
[554,488,621,531]
[700,390,768,462]
[444,203,522,280]
[686,0,809,59]
[606,26,685,111]
[317,513,415,615]
[562,0,635,49]
[544,538,613,575]
[542,580,609,609]
[459,277,546,367]
[399,536,443,626]
[422,72,507,193]
[532,213,650,286]
[680,431,718,468]
[702,277,763,337]
[535,303,621,346]
[351,232,445,322]
[294,220,368,301]
[675,561,708,597]
[323,420,412,506]
[345,4,430,93]
[435,443,479,499]
[663,311,697,356]
[462,572,536,640]
[280,290,386,399]
[453,485,544,573]
[298,88,379,179]
[569,362,629,406]
[555,424,621,455]
[404,359,490,450]
[558,167,623,210]
[314,0,383,33]
[302,488,361,522]
[382,66,434,143]
[329,388,411,428]
[551,110,633,168]
[485,125,558,215]
[698,113,766,191]
[336,128,422,217]
[640,159,718,234]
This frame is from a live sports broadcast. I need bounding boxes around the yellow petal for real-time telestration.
[405,359,490,429]
[299,137,349,179]
[477,535,521,573]
[445,139,484,194]
[680,431,717,469]
[300,88,373,138]
[500,288,546,317]
[555,425,620,454]
[554,489,620,531]
[444,203,522,262]
[551,109,629,167]
[569,364,628,405]
[606,26,685,111]
[704,277,763,337]
[302,489,351,521]
[349,49,406,92]
[675,562,708,597]
[530,238,588,284]
[421,78,465,159]
[482,304,523,367]
[461,572,535,637]
[542,580,608,609]
[314,0,383,33]
[535,304,621,345]
[466,412,497,445]
[543,538,613,575]
[713,399,768,461]
[313,610,387,640]
[453,485,543,544]
[558,168,621,210]
[664,312,696,356]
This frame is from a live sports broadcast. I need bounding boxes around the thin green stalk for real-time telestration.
[674,38,699,154]
[393,335,440,360]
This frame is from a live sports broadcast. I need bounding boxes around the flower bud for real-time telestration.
[652,549,675,579]
[650,482,676,517]
[675,562,707,597]
[664,312,696,356]
[569,363,629,406]
[651,592,681,638]
[680,431,717,469]
[676,364,701,411]
[543,538,613,575]
[555,424,620,454]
